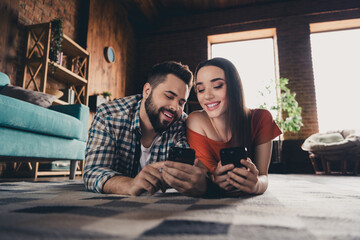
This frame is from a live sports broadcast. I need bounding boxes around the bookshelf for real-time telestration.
[22,22,89,105]
[21,22,90,178]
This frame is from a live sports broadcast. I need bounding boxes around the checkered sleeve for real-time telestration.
[84,109,121,193]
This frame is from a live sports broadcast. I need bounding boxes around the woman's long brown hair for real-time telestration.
[194,57,250,148]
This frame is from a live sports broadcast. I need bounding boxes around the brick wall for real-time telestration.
[18,0,81,40]
[0,0,83,86]
[135,0,360,140]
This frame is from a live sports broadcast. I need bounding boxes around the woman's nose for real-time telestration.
[204,90,214,99]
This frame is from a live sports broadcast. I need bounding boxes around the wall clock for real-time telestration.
[104,47,115,63]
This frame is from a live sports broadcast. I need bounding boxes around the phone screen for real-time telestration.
[220,147,247,168]
[168,147,195,165]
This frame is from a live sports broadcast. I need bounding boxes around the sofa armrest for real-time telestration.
[49,104,89,142]
[0,72,10,88]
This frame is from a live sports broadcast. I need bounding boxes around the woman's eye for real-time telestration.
[214,84,223,89]
[197,88,204,93]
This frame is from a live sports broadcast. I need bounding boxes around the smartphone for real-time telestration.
[220,147,247,168]
[169,147,195,165]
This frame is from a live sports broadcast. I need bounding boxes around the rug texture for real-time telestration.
[0,174,359,240]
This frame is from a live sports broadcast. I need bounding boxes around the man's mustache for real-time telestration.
[159,107,178,119]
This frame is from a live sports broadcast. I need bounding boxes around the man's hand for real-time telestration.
[103,162,166,196]
[162,159,207,197]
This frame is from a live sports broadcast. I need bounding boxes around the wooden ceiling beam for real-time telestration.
[133,0,159,23]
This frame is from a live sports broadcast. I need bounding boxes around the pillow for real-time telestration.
[0,85,57,108]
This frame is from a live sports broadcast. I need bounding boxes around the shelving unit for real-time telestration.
[21,22,89,178]
[22,22,89,105]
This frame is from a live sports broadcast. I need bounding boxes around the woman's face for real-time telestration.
[195,65,228,119]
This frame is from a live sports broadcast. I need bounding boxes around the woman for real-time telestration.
[186,58,281,195]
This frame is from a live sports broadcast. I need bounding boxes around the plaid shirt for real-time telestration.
[84,94,189,193]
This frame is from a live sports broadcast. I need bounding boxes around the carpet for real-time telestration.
[0,174,359,240]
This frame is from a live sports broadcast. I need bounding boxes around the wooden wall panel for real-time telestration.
[87,0,136,100]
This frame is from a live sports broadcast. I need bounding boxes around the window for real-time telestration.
[310,19,360,132]
[208,29,278,115]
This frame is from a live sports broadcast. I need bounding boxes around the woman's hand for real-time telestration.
[227,158,259,194]
[211,161,236,191]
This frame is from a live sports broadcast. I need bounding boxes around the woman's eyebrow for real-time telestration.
[196,78,224,86]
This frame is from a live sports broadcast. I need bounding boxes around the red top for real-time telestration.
[187,109,282,172]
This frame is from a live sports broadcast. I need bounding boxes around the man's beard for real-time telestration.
[145,92,179,133]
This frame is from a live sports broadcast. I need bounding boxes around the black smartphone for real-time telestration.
[220,147,247,168]
[169,147,195,165]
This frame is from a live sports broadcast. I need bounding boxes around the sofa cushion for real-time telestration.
[302,130,360,153]
[0,94,83,141]
[0,127,85,160]
[0,85,57,108]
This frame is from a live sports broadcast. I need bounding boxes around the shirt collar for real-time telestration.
[131,99,142,135]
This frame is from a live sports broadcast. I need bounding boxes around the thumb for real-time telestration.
[194,158,200,166]
[194,158,207,170]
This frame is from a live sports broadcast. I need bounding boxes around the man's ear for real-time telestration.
[142,83,152,99]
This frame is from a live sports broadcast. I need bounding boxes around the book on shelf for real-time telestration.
[60,89,75,104]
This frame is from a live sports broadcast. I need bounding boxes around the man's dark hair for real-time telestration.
[147,61,193,89]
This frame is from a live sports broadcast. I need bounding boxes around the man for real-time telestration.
[84,61,207,197]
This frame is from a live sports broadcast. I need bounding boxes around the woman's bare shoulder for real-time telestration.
[186,110,210,135]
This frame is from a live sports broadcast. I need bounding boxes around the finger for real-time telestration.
[213,173,230,185]
[232,169,257,185]
[143,166,165,186]
[227,171,256,193]
[224,184,236,191]
[143,176,160,195]
[162,170,187,192]
[194,158,207,170]
[163,165,191,182]
[228,171,247,185]
[227,178,252,193]
[218,179,233,190]
[164,161,194,174]
[151,161,166,170]
[241,159,259,175]
[142,167,164,194]
[214,163,234,176]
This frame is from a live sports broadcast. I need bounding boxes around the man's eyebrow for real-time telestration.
[196,78,224,86]
[166,90,187,103]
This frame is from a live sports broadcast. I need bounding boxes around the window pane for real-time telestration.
[310,29,360,132]
[211,38,277,112]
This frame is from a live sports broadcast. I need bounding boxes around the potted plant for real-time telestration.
[260,77,303,172]
[101,91,112,101]
[49,19,63,64]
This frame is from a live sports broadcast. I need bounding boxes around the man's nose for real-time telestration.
[169,103,179,112]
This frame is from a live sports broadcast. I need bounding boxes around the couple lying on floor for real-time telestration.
[84,58,281,197]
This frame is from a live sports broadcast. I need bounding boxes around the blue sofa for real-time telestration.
[0,72,89,179]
